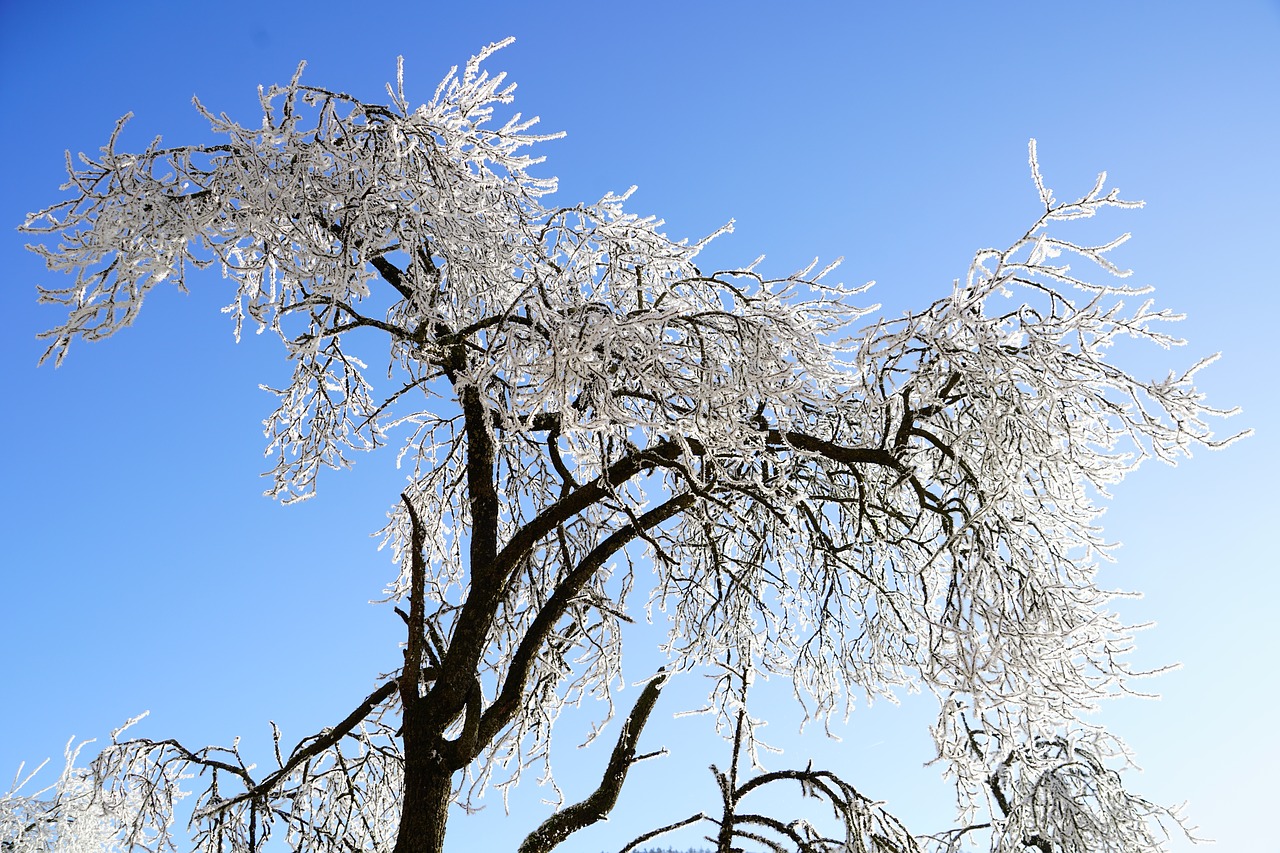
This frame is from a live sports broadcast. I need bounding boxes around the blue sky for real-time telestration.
[1,2,1277,851]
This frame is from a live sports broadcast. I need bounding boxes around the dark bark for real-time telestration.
[713,711,747,853]
[615,812,707,853]
[518,671,668,853]
[412,384,499,740]
[394,492,454,853]
[479,495,694,746]
[393,731,453,853]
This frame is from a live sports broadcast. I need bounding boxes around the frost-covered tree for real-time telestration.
[15,40,1245,853]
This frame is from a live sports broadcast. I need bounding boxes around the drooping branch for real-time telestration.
[193,679,399,818]
[708,760,923,853]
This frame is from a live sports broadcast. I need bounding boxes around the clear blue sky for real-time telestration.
[1,2,1276,851]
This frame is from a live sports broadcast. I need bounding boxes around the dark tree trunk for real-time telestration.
[394,723,453,853]
[394,492,456,853]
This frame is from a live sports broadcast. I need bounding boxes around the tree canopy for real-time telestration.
[8,40,1245,853]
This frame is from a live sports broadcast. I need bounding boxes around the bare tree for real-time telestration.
[9,40,1244,853]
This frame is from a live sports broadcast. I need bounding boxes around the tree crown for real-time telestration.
[14,41,1246,853]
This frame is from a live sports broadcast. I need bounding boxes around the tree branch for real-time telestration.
[423,438,688,725]
[194,678,398,818]
[517,671,669,853]
[479,494,695,747]
[775,430,906,473]
[615,812,708,853]
[400,492,429,709]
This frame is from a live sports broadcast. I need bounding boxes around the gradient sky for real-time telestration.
[1,2,1277,851]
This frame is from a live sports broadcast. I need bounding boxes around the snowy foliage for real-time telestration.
[19,40,1245,853]
[0,718,184,853]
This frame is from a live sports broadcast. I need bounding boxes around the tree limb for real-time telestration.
[194,678,398,818]
[615,812,708,853]
[517,671,669,853]
[479,493,695,747]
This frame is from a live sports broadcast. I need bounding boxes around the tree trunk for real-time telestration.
[394,491,456,853]
[394,731,453,853]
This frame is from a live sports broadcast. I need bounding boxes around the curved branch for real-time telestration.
[775,431,905,473]
[478,493,694,748]
[517,671,669,853]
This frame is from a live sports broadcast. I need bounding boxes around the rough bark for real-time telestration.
[518,671,668,853]
[394,493,454,853]
[393,733,453,853]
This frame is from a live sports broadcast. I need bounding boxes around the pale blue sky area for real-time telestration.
[1,2,1277,851]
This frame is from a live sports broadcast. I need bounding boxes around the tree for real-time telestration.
[11,39,1245,853]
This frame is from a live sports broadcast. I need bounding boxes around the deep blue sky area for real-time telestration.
[1,2,1277,851]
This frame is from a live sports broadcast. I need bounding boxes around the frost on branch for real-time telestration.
[1,716,187,853]
[23,42,1245,853]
